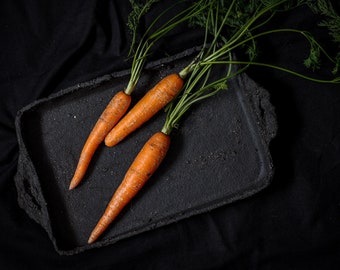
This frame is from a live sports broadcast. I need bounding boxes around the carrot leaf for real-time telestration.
[163,0,340,135]
[127,0,160,57]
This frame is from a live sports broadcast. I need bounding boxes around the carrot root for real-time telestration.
[104,73,183,147]
[69,91,131,190]
[88,131,171,244]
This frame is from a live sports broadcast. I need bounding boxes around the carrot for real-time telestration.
[85,0,340,245]
[88,131,170,244]
[69,91,131,190]
[104,73,184,147]
[69,1,211,190]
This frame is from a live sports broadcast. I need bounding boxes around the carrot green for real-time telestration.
[162,0,340,135]
[85,0,340,242]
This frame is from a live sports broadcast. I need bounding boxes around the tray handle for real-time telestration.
[15,160,46,226]
[237,73,278,146]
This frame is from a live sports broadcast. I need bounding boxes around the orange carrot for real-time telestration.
[69,91,131,190]
[88,131,171,244]
[104,73,183,147]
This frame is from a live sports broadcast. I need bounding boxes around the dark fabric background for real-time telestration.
[1,0,340,269]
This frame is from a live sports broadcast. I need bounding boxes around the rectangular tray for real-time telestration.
[14,48,277,255]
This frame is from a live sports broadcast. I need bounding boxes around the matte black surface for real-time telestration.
[1,1,340,269]
[15,49,276,254]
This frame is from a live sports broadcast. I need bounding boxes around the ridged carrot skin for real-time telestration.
[69,91,131,190]
[104,73,183,147]
[88,131,171,244]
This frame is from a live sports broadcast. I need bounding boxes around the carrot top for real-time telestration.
[75,0,340,245]
[162,0,340,135]
[124,0,211,95]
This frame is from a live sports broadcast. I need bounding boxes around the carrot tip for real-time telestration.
[68,180,78,190]
[87,234,96,244]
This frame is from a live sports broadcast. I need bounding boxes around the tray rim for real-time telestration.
[14,47,277,255]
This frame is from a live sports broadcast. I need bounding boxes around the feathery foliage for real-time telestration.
[162,0,340,135]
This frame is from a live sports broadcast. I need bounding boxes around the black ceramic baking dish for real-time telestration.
[14,48,277,255]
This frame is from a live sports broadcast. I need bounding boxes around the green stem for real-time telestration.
[203,0,287,63]
[201,60,340,83]
[125,0,210,95]
[162,0,340,136]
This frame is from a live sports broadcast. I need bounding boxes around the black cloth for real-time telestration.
[1,1,340,269]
